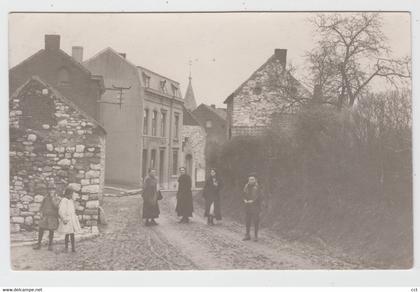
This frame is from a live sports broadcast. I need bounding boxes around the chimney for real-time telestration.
[45,34,60,51]
[211,104,216,109]
[274,49,287,67]
[72,46,83,63]
[118,52,126,59]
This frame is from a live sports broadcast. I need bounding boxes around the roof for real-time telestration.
[11,48,99,83]
[195,104,227,122]
[183,77,197,111]
[11,76,106,135]
[183,107,201,126]
[214,108,227,120]
[83,47,182,99]
[10,48,105,94]
[223,52,309,104]
[138,66,182,99]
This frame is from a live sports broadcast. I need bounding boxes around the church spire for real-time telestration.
[184,60,197,111]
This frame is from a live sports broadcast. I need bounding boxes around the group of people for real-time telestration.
[33,187,82,252]
[32,168,262,252]
[141,167,197,225]
[142,167,263,241]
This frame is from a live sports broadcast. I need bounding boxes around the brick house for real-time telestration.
[224,49,310,139]
[9,35,105,122]
[83,47,184,189]
[10,76,106,233]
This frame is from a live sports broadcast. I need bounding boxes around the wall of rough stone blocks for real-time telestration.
[231,59,308,130]
[9,79,105,233]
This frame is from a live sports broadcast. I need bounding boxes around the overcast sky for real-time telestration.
[9,12,410,107]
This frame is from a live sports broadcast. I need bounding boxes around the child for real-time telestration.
[58,187,82,252]
[33,190,60,251]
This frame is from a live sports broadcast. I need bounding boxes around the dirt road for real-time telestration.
[11,192,357,270]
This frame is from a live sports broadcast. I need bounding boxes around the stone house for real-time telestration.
[224,49,310,139]
[10,76,106,233]
[9,34,105,122]
[83,48,184,189]
[182,108,206,188]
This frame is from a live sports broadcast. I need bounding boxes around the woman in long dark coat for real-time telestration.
[175,167,193,223]
[142,169,161,226]
[203,168,223,225]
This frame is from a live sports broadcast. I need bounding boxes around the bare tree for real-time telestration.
[307,13,411,109]
[264,62,313,113]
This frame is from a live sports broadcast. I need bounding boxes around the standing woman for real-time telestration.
[142,168,161,226]
[203,168,223,225]
[58,187,82,252]
[175,167,193,223]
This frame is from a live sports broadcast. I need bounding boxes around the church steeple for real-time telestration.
[184,60,197,111]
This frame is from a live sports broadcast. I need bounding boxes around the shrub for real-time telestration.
[210,91,412,268]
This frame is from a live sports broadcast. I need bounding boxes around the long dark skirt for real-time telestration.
[176,191,193,217]
[142,199,160,219]
[204,195,222,220]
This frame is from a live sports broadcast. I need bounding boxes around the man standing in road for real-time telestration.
[176,167,193,223]
[242,172,262,242]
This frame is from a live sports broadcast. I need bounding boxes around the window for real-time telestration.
[161,111,167,137]
[171,84,179,97]
[172,149,178,175]
[150,149,156,169]
[159,149,165,184]
[142,149,148,179]
[151,110,158,136]
[143,109,149,135]
[57,67,70,87]
[143,73,150,88]
[205,120,212,128]
[160,80,167,93]
[174,113,180,140]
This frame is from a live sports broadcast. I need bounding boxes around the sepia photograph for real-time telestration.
[8,12,412,271]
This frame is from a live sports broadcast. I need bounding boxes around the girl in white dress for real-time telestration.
[58,187,82,252]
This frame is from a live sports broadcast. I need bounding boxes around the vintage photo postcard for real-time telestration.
[8,12,412,271]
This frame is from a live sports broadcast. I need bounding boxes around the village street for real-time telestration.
[11,191,358,270]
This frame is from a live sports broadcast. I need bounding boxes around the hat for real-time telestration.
[248,172,258,178]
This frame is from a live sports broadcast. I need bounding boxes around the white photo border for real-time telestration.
[0,0,418,287]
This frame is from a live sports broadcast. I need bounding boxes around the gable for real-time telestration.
[183,107,201,126]
[194,104,227,125]
[10,49,95,94]
[224,53,310,106]
[11,76,106,135]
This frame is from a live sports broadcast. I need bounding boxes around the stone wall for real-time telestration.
[10,78,106,233]
[182,125,206,188]
[230,57,309,134]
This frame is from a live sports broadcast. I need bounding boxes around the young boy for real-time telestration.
[242,173,262,242]
[33,190,60,251]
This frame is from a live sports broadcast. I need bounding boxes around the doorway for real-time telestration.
[185,154,193,176]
